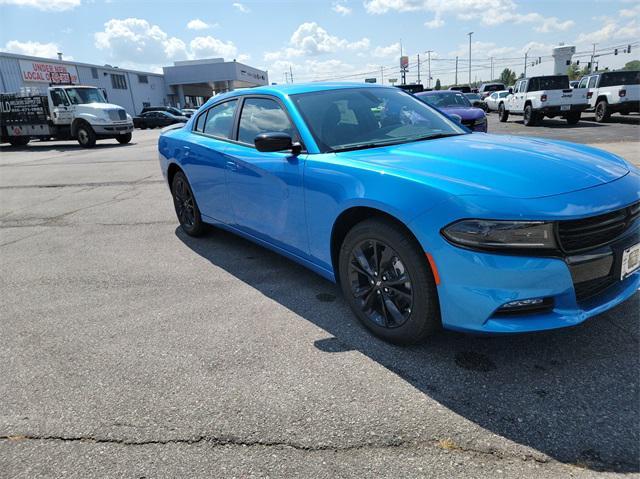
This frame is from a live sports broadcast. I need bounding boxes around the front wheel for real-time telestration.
[338,218,440,345]
[498,103,509,122]
[565,112,581,125]
[171,171,205,237]
[116,132,132,144]
[76,124,96,148]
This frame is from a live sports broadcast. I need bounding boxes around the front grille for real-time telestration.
[461,119,474,126]
[558,201,640,253]
[107,109,127,121]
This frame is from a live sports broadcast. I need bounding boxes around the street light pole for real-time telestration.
[425,50,433,89]
[455,56,458,85]
[467,32,473,86]
[417,54,421,84]
[524,47,531,78]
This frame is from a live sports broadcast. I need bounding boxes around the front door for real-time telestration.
[224,96,308,257]
[48,88,74,125]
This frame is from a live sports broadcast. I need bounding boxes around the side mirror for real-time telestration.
[254,132,301,154]
[508,87,513,94]
[448,113,463,125]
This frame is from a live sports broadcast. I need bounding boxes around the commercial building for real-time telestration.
[0,52,268,115]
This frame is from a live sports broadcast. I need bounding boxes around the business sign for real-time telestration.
[400,56,409,70]
[364,78,377,83]
[19,59,79,84]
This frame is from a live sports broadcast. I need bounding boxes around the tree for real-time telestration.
[623,60,640,71]
[567,63,581,80]
[434,78,441,90]
[499,68,516,86]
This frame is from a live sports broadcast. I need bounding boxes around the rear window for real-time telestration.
[481,83,505,92]
[599,71,640,87]
[527,76,569,92]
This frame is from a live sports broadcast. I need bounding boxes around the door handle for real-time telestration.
[226,160,238,171]
[183,146,190,156]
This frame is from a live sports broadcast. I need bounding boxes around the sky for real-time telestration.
[0,0,638,86]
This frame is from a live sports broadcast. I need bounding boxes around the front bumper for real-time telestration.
[93,122,134,135]
[409,173,640,334]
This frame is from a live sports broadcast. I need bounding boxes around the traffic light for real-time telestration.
[576,60,580,65]
[628,44,632,53]
[614,48,618,55]
[587,62,592,69]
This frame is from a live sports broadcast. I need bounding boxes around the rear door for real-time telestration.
[224,96,308,256]
[183,99,238,224]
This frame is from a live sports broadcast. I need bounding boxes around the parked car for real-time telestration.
[140,106,185,117]
[415,90,487,132]
[182,108,197,118]
[577,70,640,122]
[448,85,471,93]
[484,90,511,112]
[478,82,507,99]
[464,92,488,111]
[569,80,580,88]
[159,83,638,344]
[498,75,589,126]
[134,111,188,129]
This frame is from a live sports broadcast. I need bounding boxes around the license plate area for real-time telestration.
[561,105,570,111]
[621,243,640,280]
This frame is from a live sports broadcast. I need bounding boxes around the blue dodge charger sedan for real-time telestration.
[158,83,639,344]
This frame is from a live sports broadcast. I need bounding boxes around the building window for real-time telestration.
[111,73,127,90]
[91,67,98,79]
[138,75,148,84]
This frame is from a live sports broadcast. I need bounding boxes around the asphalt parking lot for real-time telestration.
[1,123,638,478]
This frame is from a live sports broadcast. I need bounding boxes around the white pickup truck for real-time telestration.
[577,70,640,122]
[497,75,589,126]
[0,85,133,147]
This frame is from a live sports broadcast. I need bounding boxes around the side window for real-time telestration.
[525,79,535,92]
[194,111,207,132]
[237,97,294,145]
[203,100,238,138]
[51,89,68,106]
[588,76,598,88]
[490,93,497,99]
[578,77,589,89]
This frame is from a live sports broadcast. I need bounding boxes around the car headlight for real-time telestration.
[126,113,132,121]
[474,117,486,125]
[442,220,557,251]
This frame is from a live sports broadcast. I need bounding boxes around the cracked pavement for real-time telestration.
[0,129,638,478]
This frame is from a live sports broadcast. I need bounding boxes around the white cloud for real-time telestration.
[0,0,80,10]
[332,2,352,15]
[534,16,574,32]
[2,40,61,58]
[372,42,400,58]
[619,4,640,17]
[424,12,444,28]
[187,18,215,30]
[190,36,238,59]
[448,40,551,59]
[232,2,250,13]
[575,18,639,44]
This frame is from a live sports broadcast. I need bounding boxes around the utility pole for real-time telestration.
[524,48,531,77]
[381,66,384,84]
[417,54,421,85]
[455,56,458,85]
[467,32,473,86]
[289,65,294,83]
[590,43,597,73]
[425,50,433,89]
[490,57,494,80]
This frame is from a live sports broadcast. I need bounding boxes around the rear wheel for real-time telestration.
[76,124,96,148]
[338,218,440,345]
[116,132,132,144]
[498,103,509,122]
[565,112,581,125]
[595,100,610,123]
[523,105,538,126]
[171,171,205,237]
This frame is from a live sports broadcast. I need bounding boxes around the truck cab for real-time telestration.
[498,75,589,126]
[1,85,134,147]
[578,70,640,122]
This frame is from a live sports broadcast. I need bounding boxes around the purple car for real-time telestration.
[415,90,488,132]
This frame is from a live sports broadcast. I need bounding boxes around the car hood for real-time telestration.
[339,134,630,199]
[77,102,126,111]
[440,106,485,120]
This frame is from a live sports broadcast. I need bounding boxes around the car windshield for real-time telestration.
[291,87,466,153]
[599,71,640,87]
[417,92,472,108]
[64,88,107,105]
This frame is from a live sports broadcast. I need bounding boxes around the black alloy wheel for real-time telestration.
[347,239,413,329]
[171,171,204,236]
[339,218,440,344]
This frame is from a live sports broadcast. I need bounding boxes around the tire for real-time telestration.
[338,218,440,345]
[171,171,205,237]
[523,104,538,126]
[76,123,96,148]
[565,112,581,125]
[595,100,610,123]
[498,103,509,122]
[8,136,30,146]
[116,132,132,144]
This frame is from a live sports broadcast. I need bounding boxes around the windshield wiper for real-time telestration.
[330,132,464,153]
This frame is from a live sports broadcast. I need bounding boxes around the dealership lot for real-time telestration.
[0,124,638,477]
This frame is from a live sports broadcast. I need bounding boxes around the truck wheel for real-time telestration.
[523,105,538,126]
[77,124,97,148]
[595,100,610,123]
[116,133,132,144]
[8,136,30,147]
[566,112,581,125]
[498,103,509,122]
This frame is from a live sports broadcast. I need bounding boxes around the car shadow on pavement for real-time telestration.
[177,226,639,473]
